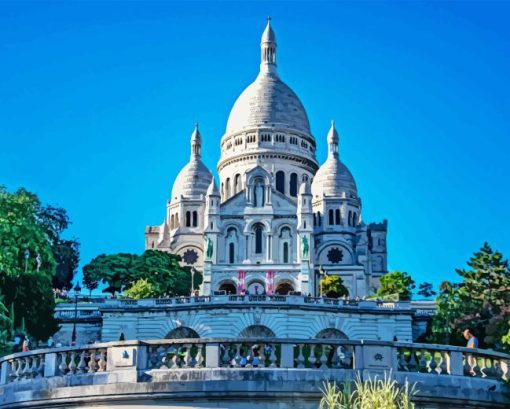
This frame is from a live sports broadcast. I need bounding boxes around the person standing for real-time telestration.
[463,328,479,348]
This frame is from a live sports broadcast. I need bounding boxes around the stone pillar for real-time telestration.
[205,343,220,368]
[201,261,212,295]
[0,360,10,384]
[43,353,58,378]
[280,344,294,368]
[449,351,464,376]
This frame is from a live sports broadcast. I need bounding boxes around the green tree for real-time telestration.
[375,271,415,301]
[429,243,510,351]
[37,205,80,290]
[322,275,349,298]
[133,250,201,296]
[417,282,436,299]
[0,186,60,342]
[124,278,157,299]
[0,295,13,353]
[83,253,138,297]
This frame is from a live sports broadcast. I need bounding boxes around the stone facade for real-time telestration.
[145,20,388,298]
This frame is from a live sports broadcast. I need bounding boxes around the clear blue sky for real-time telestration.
[1,1,509,292]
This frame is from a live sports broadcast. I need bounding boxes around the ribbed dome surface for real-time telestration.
[171,159,213,200]
[312,157,357,198]
[225,73,311,136]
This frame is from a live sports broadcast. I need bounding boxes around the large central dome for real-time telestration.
[224,19,311,137]
[225,74,311,135]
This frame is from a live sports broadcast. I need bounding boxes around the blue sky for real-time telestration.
[1,1,509,292]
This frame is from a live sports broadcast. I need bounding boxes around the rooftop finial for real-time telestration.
[327,120,339,158]
[190,122,202,159]
[260,17,277,76]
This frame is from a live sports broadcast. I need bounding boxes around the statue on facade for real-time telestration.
[204,236,213,260]
[301,236,309,259]
[254,182,264,207]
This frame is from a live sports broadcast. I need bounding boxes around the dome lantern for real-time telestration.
[260,17,277,76]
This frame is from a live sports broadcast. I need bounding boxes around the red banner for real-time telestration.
[265,271,274,294]
[237,270,246,293]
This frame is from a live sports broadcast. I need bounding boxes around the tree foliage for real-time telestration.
[124,278,157,299]
[375,271,415,301]
[417,282,436,299]
[322,275,349,298]
[429,243,510,351]
[83,250,201,297]
[0,186,60,342]
[37,204,80,290]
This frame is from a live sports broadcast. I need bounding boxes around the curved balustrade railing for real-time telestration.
[1,339,509,386]
[83,295,414,310]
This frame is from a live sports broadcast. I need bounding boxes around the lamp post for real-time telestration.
[319,266,326,297]
[24,249,30,274]
[190,267,196,295]
[71,281,81,346]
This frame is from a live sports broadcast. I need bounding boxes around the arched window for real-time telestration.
[170,214,175,229]
[229,242,235,264]
[185,211,191,227]
[175,214,179,227]
[313,213,317,226]
[254,224,263,254]
[283,242,289,263]
[329,209,334,225]
[234,174,241,194]
[348,211,352,227]
[276,171,285,194]
[290,173,298,197]
[318,211,322,227]
[353,212,357,226]
[225,178,231,199]
[221,182,224,198]
[335,209,340,225]
[192,211,198,227]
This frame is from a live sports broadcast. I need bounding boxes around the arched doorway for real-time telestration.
[275,281,295,295]
[247,280,264,295]
[218,280,237,295]
[315,328,348,339]
[166,327,199,339]
[239,325,275,338]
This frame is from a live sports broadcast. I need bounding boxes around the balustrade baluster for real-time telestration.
[9,359,18,381]
[194,344,204,368]
[258,343,265,368]
[68,352,77,374]
[418,349,428,373]
[14,358,23,380]
[183,344,192,368]
[221,343,231,367]
[98,350,107,371]
[319,345,328,369]
[269,344,277,368]
[296,344,305,368]
[58,352,68,375]
[37,355,45,378]
[408,350,418,372]
[398,349,408,371]
[88,350,98,372]
[77,351,87,373]
[479,357,488,378]
[30,355,39,378]
[500,359,509,381]
[22,357,31,379]
[427,351,438,374]
[438,351,448,374]
[308,345,317,368]
[330,346,340,369]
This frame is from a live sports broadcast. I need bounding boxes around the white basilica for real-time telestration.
[145,20,388,298]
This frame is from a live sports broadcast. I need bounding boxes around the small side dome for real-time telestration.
[311,121,357,198]
[171,161,213,200]
[170,124,213,200]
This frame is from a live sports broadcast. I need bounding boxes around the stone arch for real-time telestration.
[218,279,237,295]
[246,279,265,294]
[166,326,200,339]
[240,325,275,338]
[275,280,295,295]
[315,328,348,340]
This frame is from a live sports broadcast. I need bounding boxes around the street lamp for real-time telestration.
[71,281,81,346]
[319,266,327,297]
[190,267,196,296]
[24,249,30,274]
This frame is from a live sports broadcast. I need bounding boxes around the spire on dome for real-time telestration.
[327,120,339,158]
[260,17,277,76]
[190,122,201,159]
